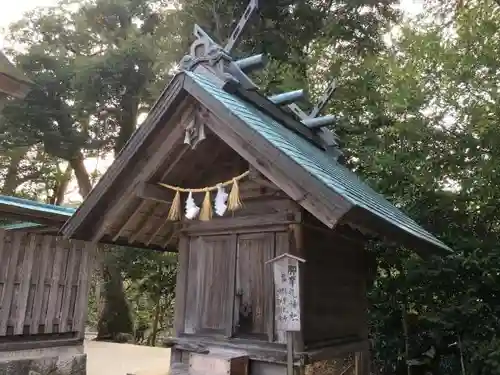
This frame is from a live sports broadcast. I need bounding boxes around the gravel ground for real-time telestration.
[84,340,171,375]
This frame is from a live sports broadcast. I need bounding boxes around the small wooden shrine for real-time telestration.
[62,2,451,375]
[0,195,94,375]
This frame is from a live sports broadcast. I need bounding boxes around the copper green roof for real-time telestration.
[184,71,451,254]
[0,195,75,228]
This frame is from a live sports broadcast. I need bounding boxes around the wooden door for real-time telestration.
[184,234,236,335]
[183,230,290,342]
[234,232,275,340]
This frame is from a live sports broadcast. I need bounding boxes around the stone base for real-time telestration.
[0,345,85,375]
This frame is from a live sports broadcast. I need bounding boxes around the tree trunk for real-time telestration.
[68,154,133,343]
[97,249,134,341]
[55,165,73,205]
[115,94,139,155]
[2,148,27,195]
[49,164,73,205]
[69,153,92,198]
[150,295,162,347]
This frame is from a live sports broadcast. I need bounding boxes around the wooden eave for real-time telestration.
[61,73,354,250]
[60,73,187,246]
[0,206,71,228]
[61,71,450,257]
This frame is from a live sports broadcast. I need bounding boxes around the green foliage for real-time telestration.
[96,248,135,340]
[4,0,500,369]
[117,248,177,345]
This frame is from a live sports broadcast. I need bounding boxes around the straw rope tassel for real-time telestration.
[199,191,213,221]
[228,178,243,212]
[167,190,182,221]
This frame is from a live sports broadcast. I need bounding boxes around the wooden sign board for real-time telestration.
[267,253,305,332]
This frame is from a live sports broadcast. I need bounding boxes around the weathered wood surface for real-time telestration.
[235,233,274,339]
[0,230,95,337]
[184,235,235,335]
[268,254,304,332]
[189,352,249,375]
[301,219,371,346]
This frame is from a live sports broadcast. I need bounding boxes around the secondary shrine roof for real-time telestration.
[0,195,75,233]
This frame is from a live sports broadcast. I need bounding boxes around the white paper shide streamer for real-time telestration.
[185,192,200,219]
[214,184,228,216]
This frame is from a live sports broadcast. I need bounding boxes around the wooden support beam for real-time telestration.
[112,201,148,242]
[129,203,159,244]
[146,213,171,246]
[88,103,192,244]
[62,76,188,241]
[136,182,174,203]
[162,227,179,249]
[248,165,279,190]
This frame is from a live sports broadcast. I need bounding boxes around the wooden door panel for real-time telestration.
[185,235,236,335]
[234,233,275,339]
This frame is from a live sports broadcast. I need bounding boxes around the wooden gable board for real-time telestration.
[61,74,186,241]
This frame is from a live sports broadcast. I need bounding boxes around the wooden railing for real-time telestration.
[0,230,95,338]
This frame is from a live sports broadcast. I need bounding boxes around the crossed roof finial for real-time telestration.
[179,0,342,160]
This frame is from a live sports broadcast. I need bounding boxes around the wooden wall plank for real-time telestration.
[234,233,274,339]
[44,238,65,333]
[74,241,94,338]
[0,230,7,326]
[301,223,370,345]
[225,234,237,338]
[0,230,6,281]
[173,235,189,335]
[67,243,83,331]
[30,235,52,334]
[25,236,42,326]
[0,232,93,338]
[14,234,36,334]
[60,241,79,332]
[0,231,23,335]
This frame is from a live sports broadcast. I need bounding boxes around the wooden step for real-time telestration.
[189,350,249,375]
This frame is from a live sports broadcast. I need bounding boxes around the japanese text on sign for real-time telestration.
[272,258,301,331]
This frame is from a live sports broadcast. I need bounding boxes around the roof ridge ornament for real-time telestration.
[179,0,262,91]
[178,1,342,160]
[287,79,343,161]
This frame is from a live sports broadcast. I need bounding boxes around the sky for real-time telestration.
[0,0,56,31]
[0,0,424,31]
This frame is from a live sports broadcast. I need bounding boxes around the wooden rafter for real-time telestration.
[129,203,159,244]
[145,209,172,246]
[136,183,174,203]
[61,76,188,241]
[87,102,193,244]
[111,201,149,242]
